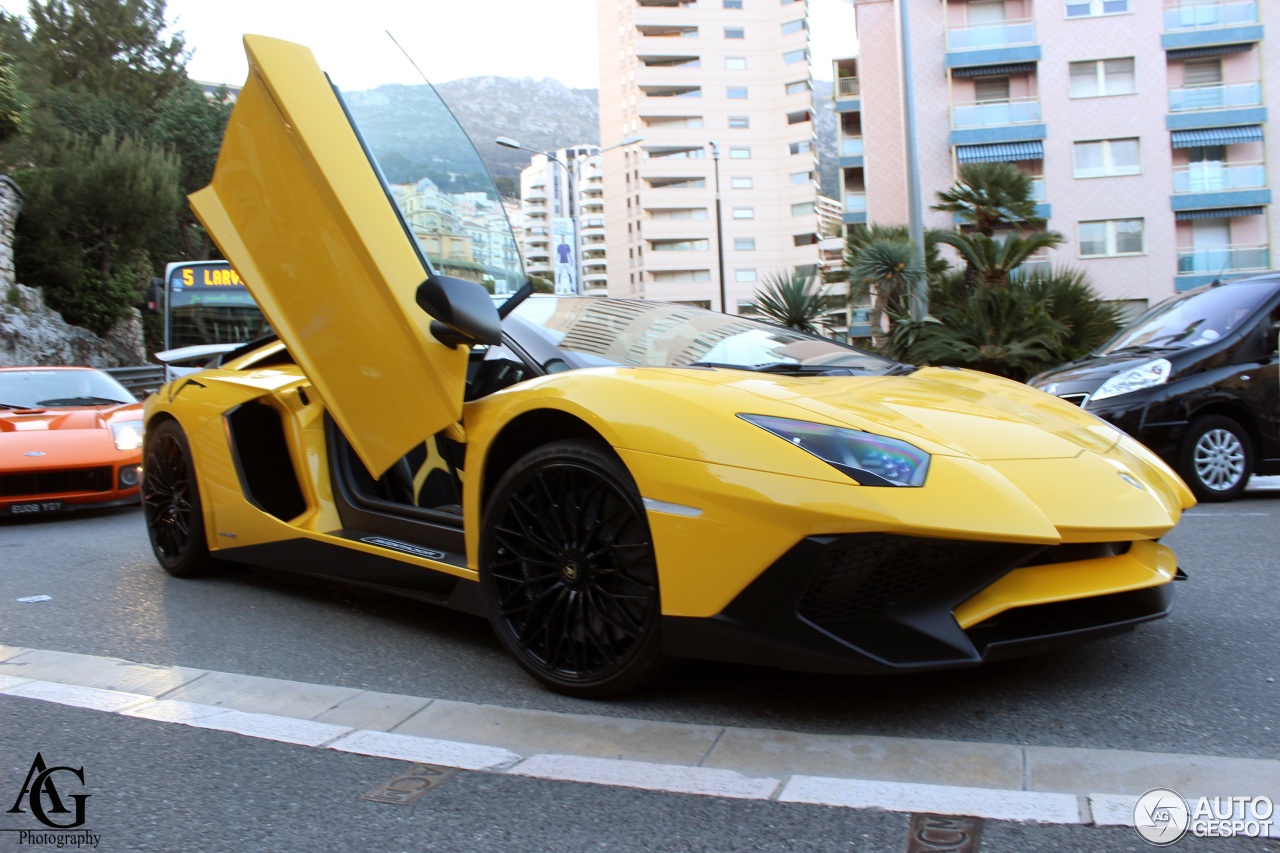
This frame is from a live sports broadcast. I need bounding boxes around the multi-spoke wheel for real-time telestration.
[143,420,218,577]
[480,440,664,697]
[1177,414,1253,502]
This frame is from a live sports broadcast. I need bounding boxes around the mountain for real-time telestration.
[434,77,602,186]
[432,75,840,198]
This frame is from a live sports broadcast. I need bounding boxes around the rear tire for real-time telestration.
[143,420,220,577]
[480,440,665,698]
[1177,414,1253,502]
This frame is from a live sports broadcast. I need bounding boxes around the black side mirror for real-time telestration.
[415,272,502,349]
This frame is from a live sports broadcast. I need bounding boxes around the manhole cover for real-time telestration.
[361,764,456,805]
[906,813,983,852]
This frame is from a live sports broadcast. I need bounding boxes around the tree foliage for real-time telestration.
[0,0,232,340]
[750,269,828,334]
[931,161,1044,236]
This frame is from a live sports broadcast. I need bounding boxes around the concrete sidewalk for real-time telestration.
[2,643,1277,830]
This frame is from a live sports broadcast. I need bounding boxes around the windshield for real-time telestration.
[337,73,525,294]
[0,369,134,408]
[1100,278,1277,355]
[509,298,900,374]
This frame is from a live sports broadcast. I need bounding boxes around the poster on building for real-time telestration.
[552,216,577,294]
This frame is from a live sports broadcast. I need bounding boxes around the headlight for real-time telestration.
[740,414,930,487]
[111,421,144,451]
[1089,359,1171,403]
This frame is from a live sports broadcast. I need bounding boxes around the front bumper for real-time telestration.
[663,533,1178,674]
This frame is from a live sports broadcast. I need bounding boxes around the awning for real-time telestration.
[951,62,1036,79]
[956,140,1044,163]
[1175,206,1265,220]
[1167,43,1254,60]
[1171,126,1264,147]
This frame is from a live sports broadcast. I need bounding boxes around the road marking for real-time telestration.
[3,645,1279,830]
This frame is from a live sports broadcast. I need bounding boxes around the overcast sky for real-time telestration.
[0,0,857,89]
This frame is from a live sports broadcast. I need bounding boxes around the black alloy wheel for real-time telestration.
[480,440,664,697]
[143,419,218,577]
[1177,414,1254,502]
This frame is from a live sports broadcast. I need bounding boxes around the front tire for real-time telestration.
[143,420,219,577]
[480,440,665,697]
[1177,414,1253,502]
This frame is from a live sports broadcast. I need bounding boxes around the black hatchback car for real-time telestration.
[1030,273,1280,502]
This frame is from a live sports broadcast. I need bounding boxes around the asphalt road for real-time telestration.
[2,480,1278,851]
[3,482,1277,760]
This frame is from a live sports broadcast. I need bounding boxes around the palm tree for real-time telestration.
[848,237,924,350]
[908,284,1068,381]
[933,229,1064,289]
[750,269,828,334]
[1016,267,1124,360]
[931,161,1045,236]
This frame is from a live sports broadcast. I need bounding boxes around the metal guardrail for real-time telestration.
[104,365,166,400]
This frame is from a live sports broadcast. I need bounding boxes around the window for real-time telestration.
[1183,58,1222,86]
[729,147,751,159]
[732,207,755,219]
[791,201,816,216]
[788,139,813,154]
[723,0,742,7]
[1065,0,1130,17]
[645,115,704,129]
[1069,58,1136,98]
[735,269,758,282]
[725,56,747,69]
[727,86,748,99]
[652,270,711,283]
[1079,218,1144,257]
[730,176,753,188]
[1073,138,1140,177]
[790,171,813,185]
[734,238,756,250]
[728,116,750,128]
[651,239,709,251]
[725,27,745,38]
[974,76,1010,102]
[649,208,709,220]
[783,49,808,65]
[785,80,810,95]
[782,19,805,34]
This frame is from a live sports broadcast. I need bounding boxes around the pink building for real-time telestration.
[841,0,1276,311]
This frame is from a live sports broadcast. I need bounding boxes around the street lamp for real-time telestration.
[708,141,727,313]
[497,135,642,296]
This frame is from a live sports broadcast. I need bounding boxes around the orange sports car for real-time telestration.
[1,367,144,517]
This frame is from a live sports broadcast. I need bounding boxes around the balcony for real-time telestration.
[952,97,1042,129]
[1173,162,1267,193]
[1169,81,1262,112]
[945,19,1040,71]
[1163,0,1262,50]
[842,192,867,225]
[1176,243,1270,281]
[837,77,860,98]
[834,76,860,113]
[947,18,1035,51]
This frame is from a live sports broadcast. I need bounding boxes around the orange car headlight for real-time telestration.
[111,421,144,451]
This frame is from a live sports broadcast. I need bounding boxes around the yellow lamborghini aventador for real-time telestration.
[142,36,1194,697]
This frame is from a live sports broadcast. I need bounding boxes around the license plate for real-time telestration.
[6,500,64,515]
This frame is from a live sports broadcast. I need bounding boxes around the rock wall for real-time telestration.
[0,175,147,367]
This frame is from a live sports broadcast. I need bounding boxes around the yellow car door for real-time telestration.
[190,35,502,478]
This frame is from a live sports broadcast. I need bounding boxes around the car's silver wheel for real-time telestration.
[1179,415,1252,502]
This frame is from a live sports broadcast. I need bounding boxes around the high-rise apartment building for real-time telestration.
[841,0,1276,312]
[513,145,610,296]
[597,0,822,313]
